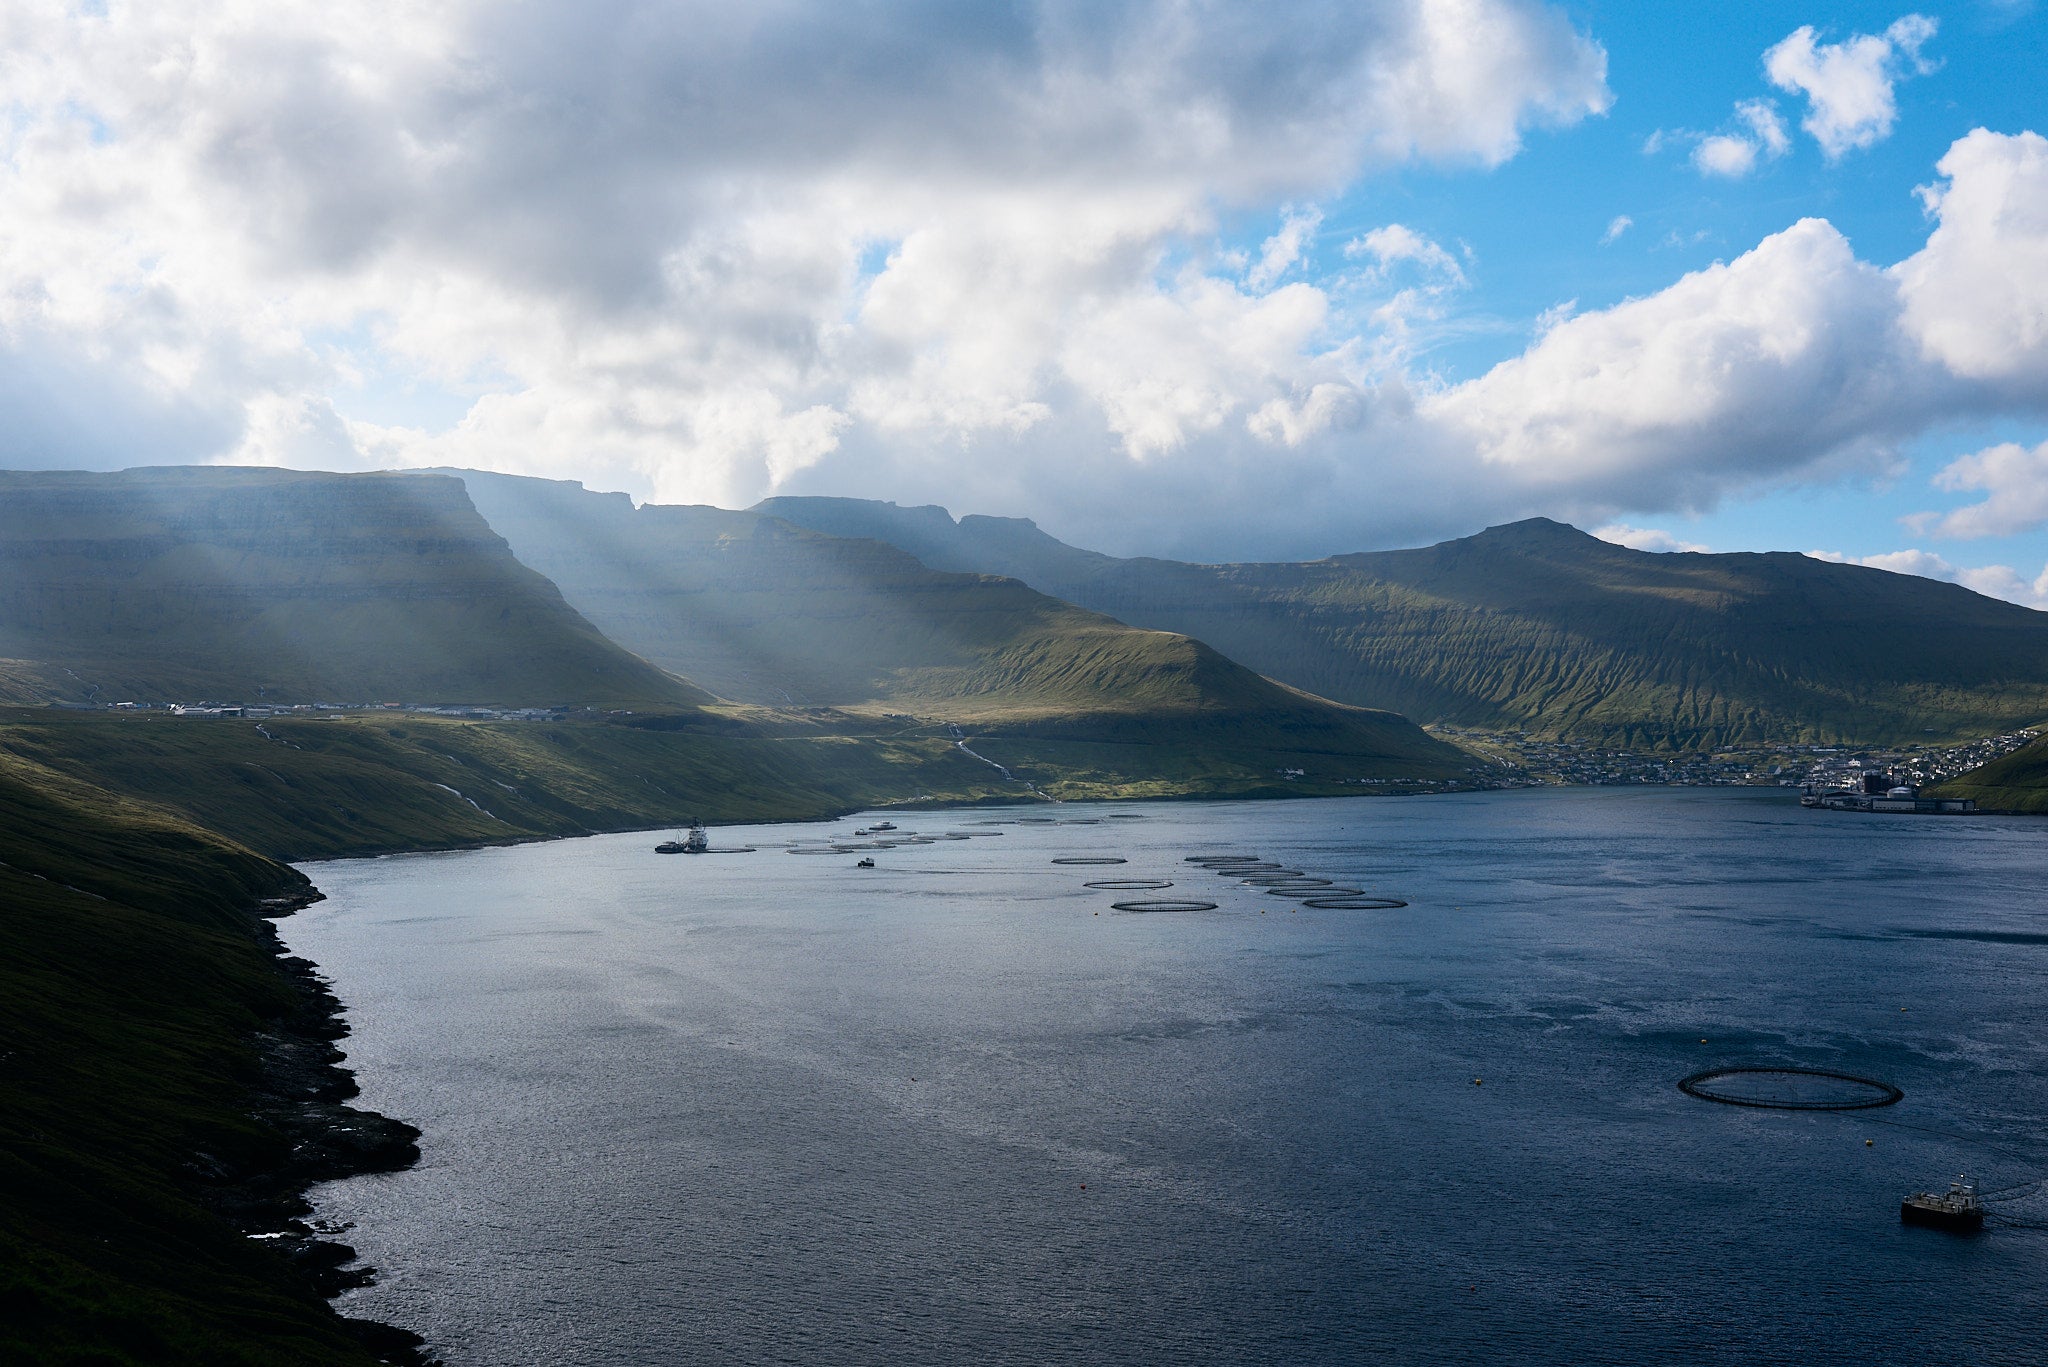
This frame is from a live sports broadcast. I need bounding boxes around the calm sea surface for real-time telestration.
[290,788,2048,1365]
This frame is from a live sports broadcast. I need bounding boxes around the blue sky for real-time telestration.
[2,1,2046,596]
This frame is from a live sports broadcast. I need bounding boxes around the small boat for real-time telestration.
[655,820,711,855]
[870,821,897,832]
[1901,1175,1984,1232]
[856,857,875,868]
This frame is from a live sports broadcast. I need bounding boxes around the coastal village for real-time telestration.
[1435,727,2041,791]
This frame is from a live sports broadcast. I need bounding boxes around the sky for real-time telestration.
[3,2,2048,599]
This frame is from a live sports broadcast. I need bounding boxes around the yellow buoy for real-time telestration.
[1865,1139,1874,1147]
[1473,1078,1483,1086]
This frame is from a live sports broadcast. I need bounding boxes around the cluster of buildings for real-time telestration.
[1440,728,2040,791]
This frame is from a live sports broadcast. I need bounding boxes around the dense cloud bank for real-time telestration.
[1,3,2046,571]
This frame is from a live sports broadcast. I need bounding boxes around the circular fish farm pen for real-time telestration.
[1110,899,1220,913]
[1300,896,1409,910]
[1052,857,1128,865]
[1239,873,1314,885]
[1186,855,1262,866]
[1269,886,1364,899]
[1082,879,1175,890]
[1678,1067,1904,1111]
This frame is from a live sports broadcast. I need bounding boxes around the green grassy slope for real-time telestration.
[450,472,1464,777]
[756,500,2048,750]
[0,701,1459,866]
[0,708,1006,860]
[0,750,395,1367]
[0,468,703,709]
[1928,733,2048,812]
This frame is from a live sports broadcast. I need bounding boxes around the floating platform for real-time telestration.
[1901,1177,1985,1233]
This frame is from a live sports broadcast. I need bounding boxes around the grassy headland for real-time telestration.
[1928,732,2048,813]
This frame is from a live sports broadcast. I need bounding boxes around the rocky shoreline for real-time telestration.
[202,891,440,1366]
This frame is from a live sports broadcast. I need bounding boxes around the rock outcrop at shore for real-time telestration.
[223,912,436,1364]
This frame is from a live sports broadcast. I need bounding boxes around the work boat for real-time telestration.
[1901,1175,1984,1232]
[655,820,711,855]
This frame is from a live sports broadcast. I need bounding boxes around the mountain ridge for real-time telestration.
[450,471,1466,777]
[753,497,2048,749]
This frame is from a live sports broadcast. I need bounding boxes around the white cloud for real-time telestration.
[1601,214,1632,243]
[1593,524,1708,553]
[1247,207,1324,290]
[1765,15,1938,160]
[1893,129,2048,392]
[1915,438,2048,538]
[1737,99,1793,158]
[1693,136,1760,179]
[1344,224,1467,287]
[1687,100,1790,179]
[1424,217,1944,506]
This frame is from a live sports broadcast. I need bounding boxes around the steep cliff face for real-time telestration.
[451,471,1464,772]
[0,468,704,707]
[755,500,2048,749]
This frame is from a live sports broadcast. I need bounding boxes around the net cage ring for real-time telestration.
[1186,855,1263,865]
[1677,1067,1904,1111]
[1052,857,1129,865]
[1239,873,1317,886]
[1217,863,1291,875]
[1268,886,1364,899]
[1083,879,1174,890]
[1111,899,1220,913]
[1300,896,1409,909]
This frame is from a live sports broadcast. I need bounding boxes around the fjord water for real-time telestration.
[291,790,2048,1365]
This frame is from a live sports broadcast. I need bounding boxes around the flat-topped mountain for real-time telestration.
[452,471,1464,773]
[754,499,2048,749]
[0,468,705,708]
